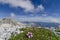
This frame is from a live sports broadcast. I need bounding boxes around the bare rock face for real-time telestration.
[0,18,24,40]
[0,18,16,25]
[0,18,33,40]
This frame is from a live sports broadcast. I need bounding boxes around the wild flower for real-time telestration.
[26,32,33,38]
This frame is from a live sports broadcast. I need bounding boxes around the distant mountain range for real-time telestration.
[22,22,60,27]
[0,18,60,27]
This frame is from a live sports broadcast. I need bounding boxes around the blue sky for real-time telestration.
[0,0,60,23]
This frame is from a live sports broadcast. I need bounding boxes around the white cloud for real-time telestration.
[42,12,48,16]
[36,4,44,11]
[0,0,45,12]
[10,12,15,17]
[18,16,60,23]
[32,4,45,13]
[42,14,47,16]
[0,0,34,12]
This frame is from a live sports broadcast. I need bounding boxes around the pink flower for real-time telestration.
[26,32,33,38]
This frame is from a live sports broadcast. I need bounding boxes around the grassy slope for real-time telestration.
[9,27,58,40]
[55,28,60,40]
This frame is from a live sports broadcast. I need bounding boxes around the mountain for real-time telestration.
[22,22,60,27]
[0,18,17,24]
[0,18,60,27]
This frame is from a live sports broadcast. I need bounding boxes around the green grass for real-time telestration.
[55,29,60,32]
[57,36,60,40]
[9,27,58,40]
